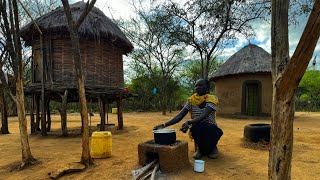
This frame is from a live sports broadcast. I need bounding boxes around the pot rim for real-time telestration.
[153,129,176,133]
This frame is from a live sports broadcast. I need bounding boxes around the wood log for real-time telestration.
[48,162,85,179]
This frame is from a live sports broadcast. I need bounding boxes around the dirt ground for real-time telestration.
[0,111,319,180]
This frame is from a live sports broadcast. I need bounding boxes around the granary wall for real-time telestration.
[32,38,124,89]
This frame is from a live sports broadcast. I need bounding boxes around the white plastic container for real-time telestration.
[194,160,205,172]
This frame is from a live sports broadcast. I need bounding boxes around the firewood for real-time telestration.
[140,170,152,180]
[150,163,159,180]
[133,159,158,180]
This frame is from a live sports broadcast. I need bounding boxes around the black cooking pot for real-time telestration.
[153,129,176,145]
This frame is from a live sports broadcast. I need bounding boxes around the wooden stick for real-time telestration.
[150,163,159,180]
[140,170,152,180]
[133,159,158,180]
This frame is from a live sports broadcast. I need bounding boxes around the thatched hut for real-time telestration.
[21,2,134,135]
[210,44,272,117]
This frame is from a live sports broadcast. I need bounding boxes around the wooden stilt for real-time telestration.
[30,93,35,134]
[117,91,123,130]
[30,46,35,134]
[35,95,40,132]
[99,97,105,131]
[41,38,47,136]
[41,96,47,136]
[46,99,51,132]
[106,100,109,125]
[59,90,68,136]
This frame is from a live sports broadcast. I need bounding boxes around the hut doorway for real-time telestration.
[242,80,261,116]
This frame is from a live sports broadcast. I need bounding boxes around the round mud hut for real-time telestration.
[21,2,134,135]
[210,44,272,117]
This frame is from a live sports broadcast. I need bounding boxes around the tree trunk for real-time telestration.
[61,0,96,166]
[160,87,167,115]
[78,76,93,166]
[269,90,294,179]
[0,85,9,134]
[71,37,92,165]
[161,100,166,115]
[0,0,37,168]
[269,1,320,179]
[16,72,37,166]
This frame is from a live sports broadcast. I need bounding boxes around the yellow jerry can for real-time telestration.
[91,131,112,158]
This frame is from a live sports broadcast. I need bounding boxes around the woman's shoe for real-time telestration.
[193,150,202,159]
[208,146,219,159]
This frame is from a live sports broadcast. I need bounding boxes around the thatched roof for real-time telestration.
[21,1,133,54]
[210,44,271,81]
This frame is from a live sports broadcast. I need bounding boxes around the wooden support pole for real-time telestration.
[117,92,123,130]
[35,95,40,132]
[59,90,68,137]
[40,96,47,136]
[106,100,109,125]
[46,99,51,132]
[40,34,47,136]
[99,97,105,131]
[30,93,35,134]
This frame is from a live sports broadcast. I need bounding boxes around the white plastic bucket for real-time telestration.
[194,160,205,172]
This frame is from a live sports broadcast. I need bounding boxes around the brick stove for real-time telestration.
[138,140,190,173]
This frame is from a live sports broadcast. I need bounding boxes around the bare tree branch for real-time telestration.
[75,0,97,29]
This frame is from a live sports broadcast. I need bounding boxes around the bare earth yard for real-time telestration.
[0,112,319,180]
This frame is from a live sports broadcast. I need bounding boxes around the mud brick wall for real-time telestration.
[138,140,190,173]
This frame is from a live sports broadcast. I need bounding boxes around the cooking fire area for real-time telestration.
[133,129,190,179]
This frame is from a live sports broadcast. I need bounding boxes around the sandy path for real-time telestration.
[0,112,319,179]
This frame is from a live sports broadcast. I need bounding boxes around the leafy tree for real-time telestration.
[160,0,269,79]
[180,58,222,94]
[123,0,187,115]
[296,70,320,111]
[126,75,157,111]
[125,73,187,112]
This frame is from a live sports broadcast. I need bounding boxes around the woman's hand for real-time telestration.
[153,123,166,130]
[180,120,191,133]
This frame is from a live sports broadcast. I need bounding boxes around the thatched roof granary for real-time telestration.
[21,2,133,95]
[21,2,134,134]
[210,44,272,117]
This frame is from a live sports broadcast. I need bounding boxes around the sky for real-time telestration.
[93,0,320,70]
